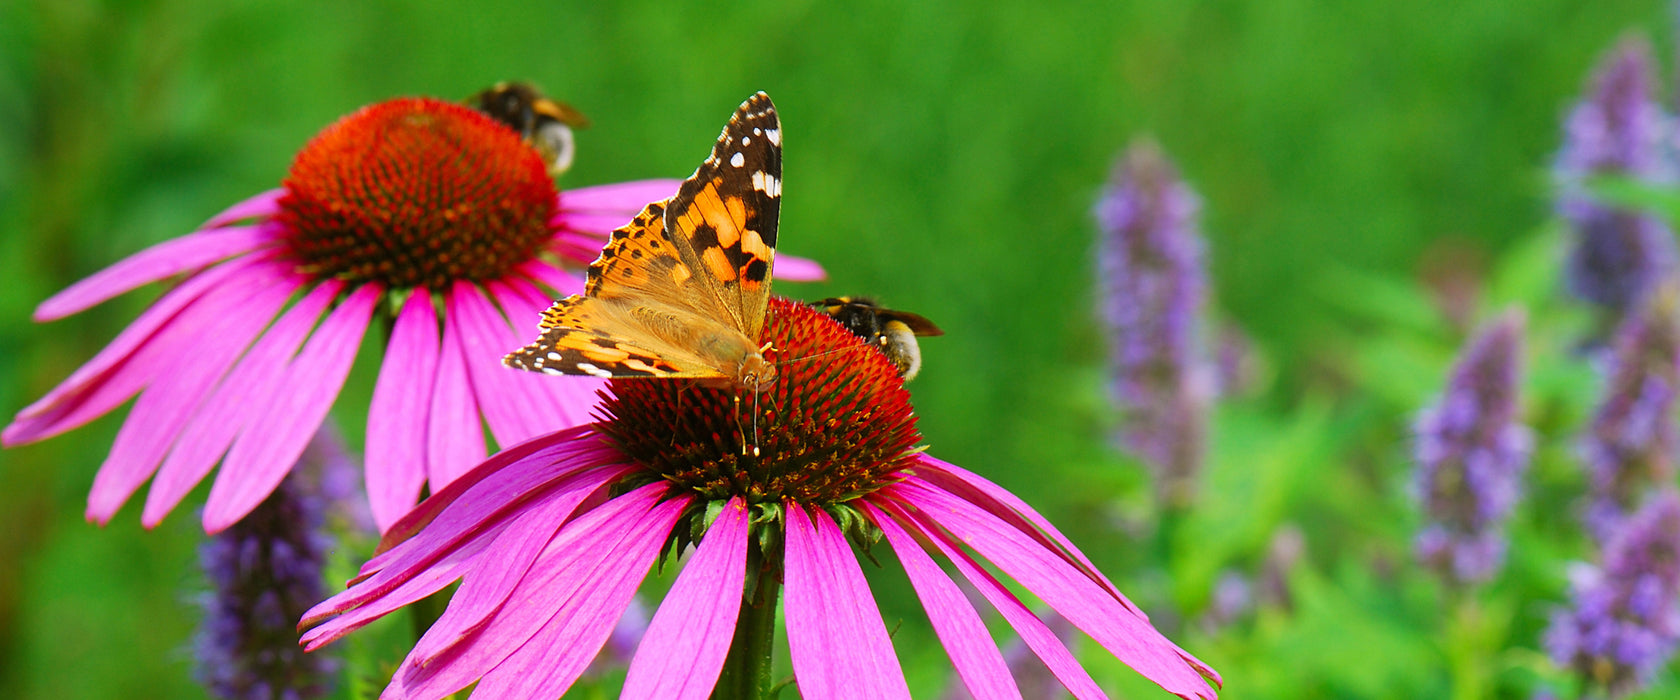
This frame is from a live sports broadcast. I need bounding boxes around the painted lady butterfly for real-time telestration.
[813,297,942,381]
[504,92,782,392]
[469,81,590,176]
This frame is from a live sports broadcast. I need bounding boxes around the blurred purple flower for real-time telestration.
[1545,489,1680,698]
[1096,139,1211,507]
[1556,36,1678,316]
[194,431,349,700]
[1413,310,1530,584]
[1582,286,1680,541]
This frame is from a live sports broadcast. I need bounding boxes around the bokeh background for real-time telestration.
[2,0,1676,697]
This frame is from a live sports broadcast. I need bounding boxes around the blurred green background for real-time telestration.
[2,0,1675,697]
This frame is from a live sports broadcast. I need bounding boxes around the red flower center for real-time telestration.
[597,298,923,506]
[277,97,558,288]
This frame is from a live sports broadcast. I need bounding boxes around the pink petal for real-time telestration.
[390,484,684,699]
[774,254,827,282]
[426,292,487,488]
[366,289,441,533]
[622,497,750,700]
[915,456,1138,612]
[302,462,627,650]
[888,479,1219,699]
[369,425,611,555]
[141,281,344,528]
[85,275,298,523]
[784,503,911,700]
[4,255,277,446]
[863,502,1020,700]
[490,278,604,428]
[35,224,281,321]
[890,500,1109,700]
[447,282,553,446]
[516,259,585,297]
[202,188,286,229]
[559,211,643,236]
[558,179,681,213]
[203,283,379,532]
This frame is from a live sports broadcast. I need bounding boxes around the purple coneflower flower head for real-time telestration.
[194,431,350,700]
[1413,310,1531,584]
[1556,36,1679,315]
[1095,138,1211,508]
[1,93,826,534]
[1582,285,1680,541]
[1545,489,1680,698]
[300,298,1221,700]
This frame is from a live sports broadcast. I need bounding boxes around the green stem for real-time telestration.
[714,538,782,700]
[409,585,450,642]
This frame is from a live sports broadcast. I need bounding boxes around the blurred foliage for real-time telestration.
[3,0,1678,698]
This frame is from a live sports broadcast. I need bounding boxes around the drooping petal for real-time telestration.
[863,501,1020,700]
[448,281,554,446]
[426,291,487,487]
[491,277,603,428]
[888,479,1219,699]
[86,273,297,523]
[142,281,344,527]
[892,500,1107,700]
[465,493,690,700]
[366,289,441,532]
[4,255,276,446]
[388,484,683,700]
[301,460,628,650]
[34,224,282,321]
[557,179,682,215]
[202,188,286,229]
[302,431,624,634]
[773,254,827,282]
[203,283,379,532]
[914,456,1137,611]
[560,211,650,236]
[517,258,586,298]
[622,497,750,700]
[784,503,911,700]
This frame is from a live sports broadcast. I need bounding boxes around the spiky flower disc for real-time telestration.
[597,297,921,506]
[278,97,558,288]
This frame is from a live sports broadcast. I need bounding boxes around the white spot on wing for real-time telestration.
[764,128,781,146]
[742,136,751,145]
[547,351,563,361]
[730,152,746,167]
[752,170,781,197]
[575,362,614,378]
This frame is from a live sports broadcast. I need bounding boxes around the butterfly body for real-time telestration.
[506,93,782,394]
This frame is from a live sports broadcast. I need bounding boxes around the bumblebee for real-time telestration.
[812,296,943,381]
[468,82,590,176]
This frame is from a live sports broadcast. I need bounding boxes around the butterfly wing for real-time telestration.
[504,295,735,378]
[659,92,781,340]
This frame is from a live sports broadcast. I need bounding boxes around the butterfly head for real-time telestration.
[734,343,778,393]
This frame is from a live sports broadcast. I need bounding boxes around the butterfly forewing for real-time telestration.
[663,92,781,340]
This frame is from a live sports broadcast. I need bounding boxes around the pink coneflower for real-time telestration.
[300,298,1220,699]
[3,94,823,533]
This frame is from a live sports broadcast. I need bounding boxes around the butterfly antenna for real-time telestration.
[776,342,875,369]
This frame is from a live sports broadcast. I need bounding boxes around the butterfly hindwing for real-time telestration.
[663,92,781,340]
[507,296,727,379]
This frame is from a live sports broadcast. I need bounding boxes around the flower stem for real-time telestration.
[715,537,782,700]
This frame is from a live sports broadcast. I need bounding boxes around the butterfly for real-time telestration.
[468,81,590,176]
[813,296,943,381]
[504,92,782,393]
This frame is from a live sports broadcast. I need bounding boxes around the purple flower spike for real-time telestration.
[1556,36,1678,315]
[1413,310,1531,584]
[1546,490,1680,698]
[194,431,349,700]
[1096,139,1212,508]
[1582,285,1680,541]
